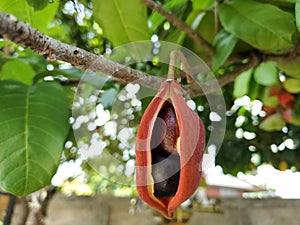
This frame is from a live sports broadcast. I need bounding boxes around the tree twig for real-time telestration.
[167,50,193,83]
[0,11,164,90]
[214,1,220,34]
[142,0,213,57]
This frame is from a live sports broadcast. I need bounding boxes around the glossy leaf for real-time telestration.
[219,0,295,50]
[92,0,149,46]
[254,62,279,86]
[165,10,203,45]
[100,88,119,108]
[233,68,253,98]
[165,29,184,44]
[276,57,300,78]
[192,0,214,10]
[0,0,59,33]
[259,113,285,131]
[212,30,238,71]
[197,11,216,44]
[0,80,70,196]
[262,96,278,107]
[273,0,296,2]
[296,0,300,32]
[26,0,48,11]
[0,60,35,85]
[149,0,188,32]
[248,78,261,100]
[283,78,300,93]
[261,87,279,107]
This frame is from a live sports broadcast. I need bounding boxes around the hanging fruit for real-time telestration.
[135,51,206,219]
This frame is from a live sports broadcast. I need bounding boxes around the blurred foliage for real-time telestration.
[0,0,300,196]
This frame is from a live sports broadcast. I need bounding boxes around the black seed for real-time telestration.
[152,153,180,198]
[150,100,180,198]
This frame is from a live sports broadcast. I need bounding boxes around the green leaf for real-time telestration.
[163,5,214,45]
[290,111,300,125]
[248,78,261,100]
[0,80,70,196]
[192,0,214,10]
[0,60,35,85]
[92,0,150,46]
[233,68,253,98]
[272,0,297,2]
[212,30,238,71]
[219,0,295,50]
[259,113,285,131]
[165,9,202,44]
[149,0,188,32]
[283,78,300,93]
[26,0,48,11]
[165,29,184,43]
[100,88,119,109]
[295,0,300,33]
[261,87,279,107]
[254,62,279,86]
[260,87,279,107]
[0,0,59,33]
[262,95,279,107]
[197,11,216,44]
[288,97,300,124]
[276,57,300,78]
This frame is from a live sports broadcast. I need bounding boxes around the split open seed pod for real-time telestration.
[135,78,205,219]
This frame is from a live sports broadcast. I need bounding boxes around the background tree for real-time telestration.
[0,0,300,217]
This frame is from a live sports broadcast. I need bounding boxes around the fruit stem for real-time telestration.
[167,50,193,84]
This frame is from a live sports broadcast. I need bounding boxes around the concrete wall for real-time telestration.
[45,194,300,225]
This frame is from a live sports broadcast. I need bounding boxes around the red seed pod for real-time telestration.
[135,79,205,219]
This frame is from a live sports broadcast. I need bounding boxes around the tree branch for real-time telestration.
[0,11,164,90]
[0,10,256,99]
[142,0,213,57]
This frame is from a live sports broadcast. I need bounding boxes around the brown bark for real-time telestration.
[9,188,56,225]
[10,198,29,225]
[0,11,163,91]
